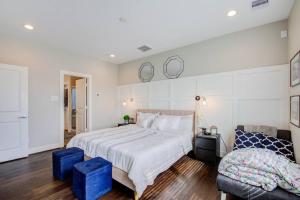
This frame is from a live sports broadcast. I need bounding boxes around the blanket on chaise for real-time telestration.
[218,148,300,196]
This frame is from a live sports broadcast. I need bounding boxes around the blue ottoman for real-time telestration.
[72,157,112,200]
[52,147,84,181]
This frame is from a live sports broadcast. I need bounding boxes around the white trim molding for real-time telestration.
[59,70,92,147]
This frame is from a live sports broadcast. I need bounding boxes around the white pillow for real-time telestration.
[178,115,193,132]
[136,112,158,128]
[151,115,181,131]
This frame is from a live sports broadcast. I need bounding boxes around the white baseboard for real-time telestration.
[29,143,62,154]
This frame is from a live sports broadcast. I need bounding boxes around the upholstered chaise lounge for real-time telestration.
[217,125,300,200]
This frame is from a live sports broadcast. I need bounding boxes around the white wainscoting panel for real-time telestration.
[172,77,197,99]
[197,73,233,96]
[132,84,148,100]
[236,99,281,127]
[149,100,170,110]
[117,64,289,156]
[236,68,284,99]
[119,85,132,101]
[149,80,170,99]
[172,99,195,110]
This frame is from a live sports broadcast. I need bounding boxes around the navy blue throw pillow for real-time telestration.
[233,129,295,162]
[233,129,264,150]
[261,135,295,162]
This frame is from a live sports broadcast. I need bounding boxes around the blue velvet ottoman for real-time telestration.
[52,147,84,181]
[72,157,112,200]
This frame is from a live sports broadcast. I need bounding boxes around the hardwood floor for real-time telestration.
[0,150,222,200]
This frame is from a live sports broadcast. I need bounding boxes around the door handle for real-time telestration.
[18,116,28,119]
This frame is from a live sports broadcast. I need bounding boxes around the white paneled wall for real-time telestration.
[117,65,289,156]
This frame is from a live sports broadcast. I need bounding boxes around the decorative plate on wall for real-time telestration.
[163,55,184,79]
[139,62,154,82]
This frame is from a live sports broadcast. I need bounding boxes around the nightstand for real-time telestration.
[117,123,135,127]
[195,134,220,164]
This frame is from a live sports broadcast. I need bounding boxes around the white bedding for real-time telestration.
[67,124,193,197]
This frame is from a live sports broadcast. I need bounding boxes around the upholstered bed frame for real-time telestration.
[217,125,300,200]
[236,125,292,141]
[87,109,195,200]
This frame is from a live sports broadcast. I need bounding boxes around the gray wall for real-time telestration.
[0,32,119,153]
[289,0,300,163]
[119,20,288,85]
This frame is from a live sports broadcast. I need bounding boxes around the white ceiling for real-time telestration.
[0,0,294,64]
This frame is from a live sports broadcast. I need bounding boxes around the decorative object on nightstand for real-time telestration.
[199,127,211,136]
[210,125,218,135]
[129,117,135,124]
[118,115,135,127]
[195,134,220,164]
[123,115,130,124]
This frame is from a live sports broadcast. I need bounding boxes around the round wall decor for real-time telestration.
[138,62,154,82]
[163,55,184,79]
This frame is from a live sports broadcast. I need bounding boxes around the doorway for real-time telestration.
[60,71,92,147]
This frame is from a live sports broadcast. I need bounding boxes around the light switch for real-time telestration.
[281,30,288,39]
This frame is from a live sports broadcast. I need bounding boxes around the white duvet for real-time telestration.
[67,125,193,197]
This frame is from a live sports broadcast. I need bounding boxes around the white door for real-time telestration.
[75,78,87,134]
[0,64,28,162]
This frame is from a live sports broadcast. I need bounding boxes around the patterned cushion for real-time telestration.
[233,130,264,150]
[234,129,295,162]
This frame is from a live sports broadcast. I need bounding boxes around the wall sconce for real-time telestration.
[195,96,207,105]
[122,98,134,107]
[202,97,207,105]
[195,95,208,134]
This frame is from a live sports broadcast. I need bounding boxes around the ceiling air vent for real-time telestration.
[138,45,152,52]
[252,0,269,8]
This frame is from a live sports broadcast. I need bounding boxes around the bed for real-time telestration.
[217,125,300,200]
[67,109,195,200]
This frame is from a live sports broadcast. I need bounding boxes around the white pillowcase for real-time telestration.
[151,115,181,131]
[151,114,193,133]
[136,112,159,128]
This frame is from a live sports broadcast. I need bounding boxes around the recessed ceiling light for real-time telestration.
[110,54,116,58]
[24,24,34,30]
[227,10,237,17]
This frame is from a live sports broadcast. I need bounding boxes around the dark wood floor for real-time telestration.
[0,150,225,200]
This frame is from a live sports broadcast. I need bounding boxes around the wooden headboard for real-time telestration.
[136,109,196,134]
